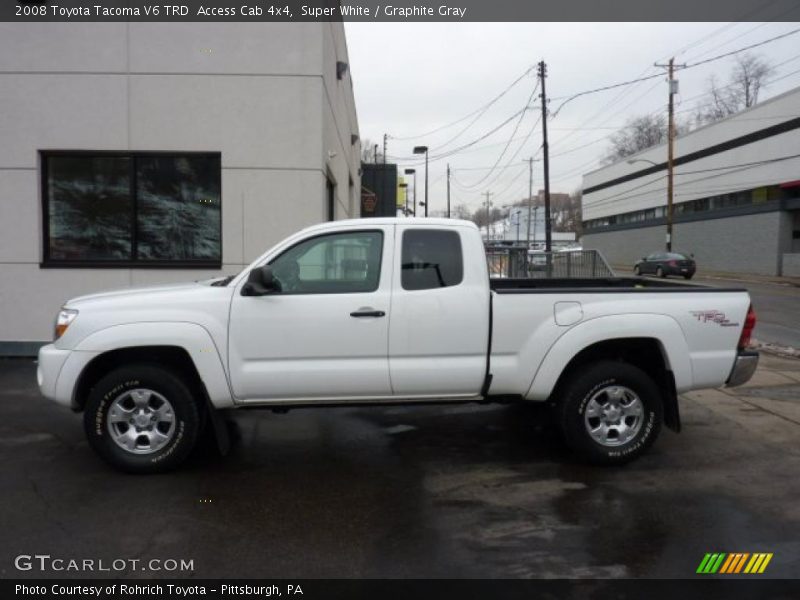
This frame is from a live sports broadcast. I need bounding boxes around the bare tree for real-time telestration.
[360,138,384,164]
[452,203,472,220]
[470,205,505,233]
[694,53,775,126]
[602,114,669,164]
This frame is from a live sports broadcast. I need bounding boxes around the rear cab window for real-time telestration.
[401,229,463,291]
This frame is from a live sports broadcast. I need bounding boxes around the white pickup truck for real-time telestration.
[37,218,758,473]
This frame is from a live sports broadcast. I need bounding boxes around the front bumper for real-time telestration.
[37,344,99,409]
[726,350,759,387]
[37,344,72,404]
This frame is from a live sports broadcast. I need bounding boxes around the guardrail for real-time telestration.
[485,247,615,279]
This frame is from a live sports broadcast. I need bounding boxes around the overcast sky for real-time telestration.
[344,22,800,215]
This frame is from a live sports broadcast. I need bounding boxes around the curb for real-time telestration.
[751,340,800,360]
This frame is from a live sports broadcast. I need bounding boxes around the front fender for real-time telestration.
[526,313,693,400]
[65,322,234,408]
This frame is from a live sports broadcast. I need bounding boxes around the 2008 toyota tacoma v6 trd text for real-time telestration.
[37,218,759,473]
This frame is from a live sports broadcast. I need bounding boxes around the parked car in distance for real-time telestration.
[634,252,696,279]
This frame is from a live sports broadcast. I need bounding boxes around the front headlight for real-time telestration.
[54,308,79,340]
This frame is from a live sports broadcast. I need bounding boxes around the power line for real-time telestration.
[453,163,529,172]
[387,107,528,166]
[458,112,543,191]
[551,27,800,117]
[387,64,536,141]
[455,80,541,189]
[551,58,800,185]
[685,26,800,69]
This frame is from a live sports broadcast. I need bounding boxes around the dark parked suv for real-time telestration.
[634,252,696,279]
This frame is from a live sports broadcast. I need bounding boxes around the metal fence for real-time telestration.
[485,246,615,279]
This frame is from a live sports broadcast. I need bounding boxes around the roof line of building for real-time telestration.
[583,115,800,195]
[584,84,800,178]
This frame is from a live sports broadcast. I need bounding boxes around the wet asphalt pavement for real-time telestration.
[1,358,799,579]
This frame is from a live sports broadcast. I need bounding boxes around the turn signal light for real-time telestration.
[738,305,756,350]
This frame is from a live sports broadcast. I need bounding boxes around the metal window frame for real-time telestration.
[40,150,222,269]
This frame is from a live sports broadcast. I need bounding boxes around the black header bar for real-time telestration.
[6,0,800,22]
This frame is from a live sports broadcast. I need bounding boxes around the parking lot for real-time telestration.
[0,352,798,579]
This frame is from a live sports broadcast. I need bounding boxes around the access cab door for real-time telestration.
[388,224,490,397]
[228,226,394,402]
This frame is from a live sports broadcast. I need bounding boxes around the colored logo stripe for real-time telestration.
[697,553,726,573]
[719,553,749,573]
[697,552,773,574]
[744,553,773,574]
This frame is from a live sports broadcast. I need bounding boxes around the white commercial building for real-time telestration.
[0,23,361,353]
[581,86,800,276]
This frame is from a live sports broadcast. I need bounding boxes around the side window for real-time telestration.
[401,229,463,291]
[269,231,383,294]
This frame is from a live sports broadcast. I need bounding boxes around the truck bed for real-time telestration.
[490,277,746,293]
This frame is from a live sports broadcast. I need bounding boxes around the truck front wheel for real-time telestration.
[83,365,201,473]
[556,361,663,465]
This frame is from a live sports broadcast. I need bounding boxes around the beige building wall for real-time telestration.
[0,22,360,347]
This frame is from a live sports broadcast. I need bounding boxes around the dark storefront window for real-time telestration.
[42,152,221,267]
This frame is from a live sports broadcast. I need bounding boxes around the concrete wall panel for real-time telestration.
[582,211,784,275]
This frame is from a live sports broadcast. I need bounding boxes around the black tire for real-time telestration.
[656,266,665,278]
[633,265,641,276]
[83,364,201,474]
[556,361,663,465]
[684,274,693,280]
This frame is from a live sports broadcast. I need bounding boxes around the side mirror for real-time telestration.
[241,265,281,296]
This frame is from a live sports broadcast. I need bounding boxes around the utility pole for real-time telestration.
[383,133,388,165]
[446,164,451,218]
[655,57,684,252]
[424,152,429,217]
[666,60,675,252]
[524,157,534,249]
[483,191,494,240]
[538,61,552,253]
[373,144,378,164]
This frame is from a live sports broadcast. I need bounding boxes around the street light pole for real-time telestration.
[413,146,429,217]
[446,163,451,218]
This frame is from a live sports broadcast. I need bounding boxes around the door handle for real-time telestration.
[350,310,386,318]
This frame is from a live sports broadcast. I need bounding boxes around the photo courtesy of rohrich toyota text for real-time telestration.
[1,0,799,598]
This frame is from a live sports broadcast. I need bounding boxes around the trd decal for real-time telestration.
[690,310,739,327]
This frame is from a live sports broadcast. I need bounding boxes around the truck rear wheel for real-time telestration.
[556,361,662,465]
[83,364,201,473]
